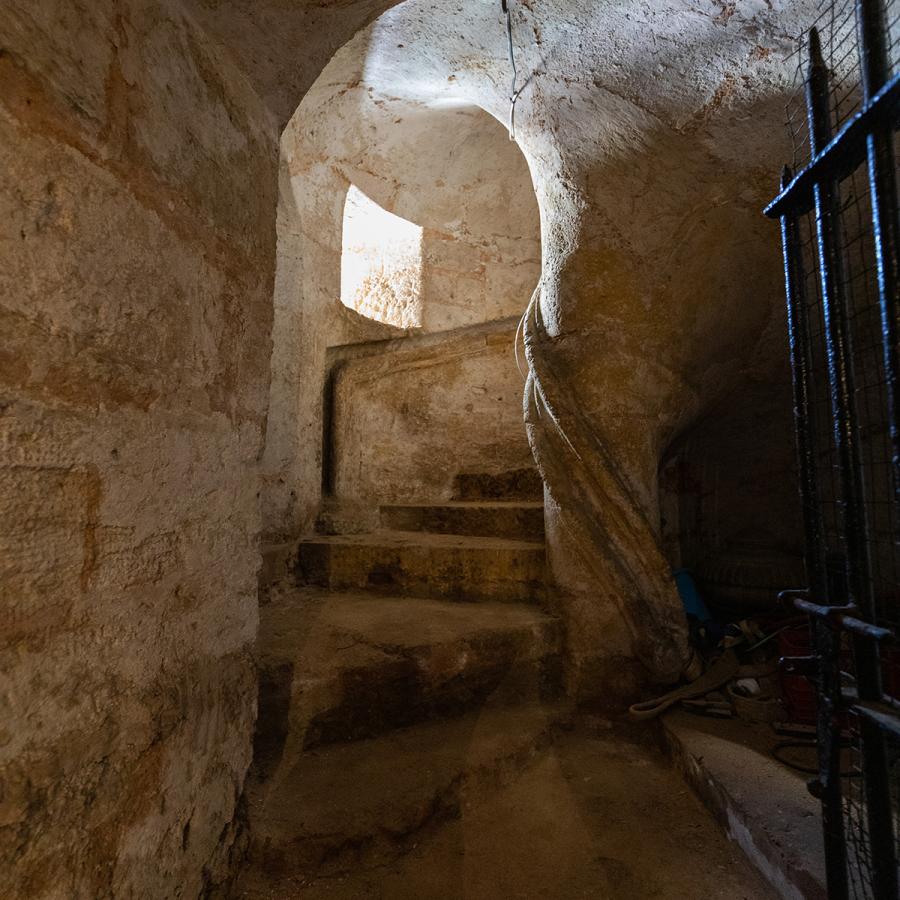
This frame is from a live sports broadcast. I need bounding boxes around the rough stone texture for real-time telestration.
[244,703,569,885]
[331,321,535,505]
[182,0,398,127]
[287,101,540,334]
[243,0,820,697]
[0,1,277,895]
[340,185,424,328]
[663,711,826,900]
[297,531,546,604]
[237,722,777,899]
[453,467,544,502]
[379,501,545,540]
[185,0,817,700]
[240,472,566,893]
[254,585,562,756]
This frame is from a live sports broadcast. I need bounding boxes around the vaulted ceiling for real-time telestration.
[183,0,400,124]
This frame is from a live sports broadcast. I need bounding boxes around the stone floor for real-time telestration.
[234,718,776,899]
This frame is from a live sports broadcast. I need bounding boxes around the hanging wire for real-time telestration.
[503,0,525,141]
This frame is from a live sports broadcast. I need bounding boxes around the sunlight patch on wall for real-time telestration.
[340,185,424,328]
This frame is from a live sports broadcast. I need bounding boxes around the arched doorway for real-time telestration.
[262,41,542,541]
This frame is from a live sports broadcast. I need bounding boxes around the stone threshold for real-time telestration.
[662,710,826,900]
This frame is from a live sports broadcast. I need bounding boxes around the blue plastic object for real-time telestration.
[672,568,711,623]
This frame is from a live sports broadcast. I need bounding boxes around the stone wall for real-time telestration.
[0,2,277,895]
[341,185,425,329]
[331,321,533,505]
[658,371,804,611]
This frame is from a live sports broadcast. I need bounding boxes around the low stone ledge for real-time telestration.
[662,710,826,900]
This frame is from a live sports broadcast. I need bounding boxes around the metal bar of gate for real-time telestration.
[855,3,900,895]
[806,25,875,627]
[807,20,899,897]
[858,0,900,508]
[764,73,900,220]
[778,163,851,899]
[780,168,829,602]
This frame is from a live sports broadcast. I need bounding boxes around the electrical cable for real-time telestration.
[514,304,529,380]
[771,739,860,778]
[503,0,525,141]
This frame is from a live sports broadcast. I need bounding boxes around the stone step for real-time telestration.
[295,530,546,603]
[244,702,571,884]
[254,588,563,762]
[452,467,544,502]
[379,501,544,540]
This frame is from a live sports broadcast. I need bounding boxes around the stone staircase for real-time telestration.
[235,469,566,894]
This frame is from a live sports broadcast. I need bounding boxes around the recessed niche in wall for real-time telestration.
[340,184,424,328]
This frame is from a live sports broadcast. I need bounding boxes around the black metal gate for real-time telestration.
[767,0,900,896]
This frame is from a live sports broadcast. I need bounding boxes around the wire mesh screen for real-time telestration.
[842,710,900,899]
[793,150,900,900]
[792,121,900,658]
[785,0,900,171]
[777,0,900,896]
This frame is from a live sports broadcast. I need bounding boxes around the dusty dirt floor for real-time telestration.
[235,720,776,900]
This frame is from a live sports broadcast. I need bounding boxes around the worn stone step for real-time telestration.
[254,588,563,762]
[452,467,544,502]
[244,702,571,883]
[379,501,544,540]
[295,531,546,603]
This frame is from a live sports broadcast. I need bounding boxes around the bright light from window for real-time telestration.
[340,185,424,329]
